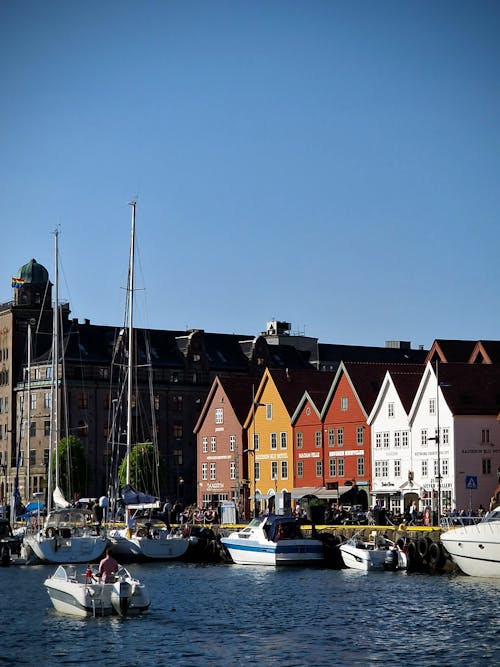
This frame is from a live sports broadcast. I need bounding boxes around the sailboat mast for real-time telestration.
[47,229,59,513]
[126,201,136,487]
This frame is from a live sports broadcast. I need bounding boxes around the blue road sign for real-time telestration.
[465,475,478,490]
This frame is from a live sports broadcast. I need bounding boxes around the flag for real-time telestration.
[11,277,25,288]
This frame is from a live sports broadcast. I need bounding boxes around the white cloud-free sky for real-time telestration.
[1,0,499,349]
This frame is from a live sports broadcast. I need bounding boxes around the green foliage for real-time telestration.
[118,442,161,495]
[54,436,88,500]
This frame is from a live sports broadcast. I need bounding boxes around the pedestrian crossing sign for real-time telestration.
[465,475,478,490]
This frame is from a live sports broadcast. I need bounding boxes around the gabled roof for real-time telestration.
[321,362,423,420]
[268,368,336,416]
[291,388,331,424]
[193,375,256,433]
[409,361,500,421]
[469,341,500,364]
[426,339,477,363]
[368,367,425,425]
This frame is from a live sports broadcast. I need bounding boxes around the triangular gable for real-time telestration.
[291,390,324,425]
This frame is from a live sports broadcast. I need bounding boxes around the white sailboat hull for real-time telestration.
[25,533,108,564]
[108,529,189,561]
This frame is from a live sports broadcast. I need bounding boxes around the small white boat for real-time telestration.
[340,532,407,572]
[440,505,500,577]
[44,563,150,617]
[108,516,189,561]
[24,507,108,565]
[220,515,324,566]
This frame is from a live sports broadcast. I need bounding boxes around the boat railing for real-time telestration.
[440,515,483,530]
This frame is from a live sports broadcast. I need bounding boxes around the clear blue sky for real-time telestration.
[1,1,499,349]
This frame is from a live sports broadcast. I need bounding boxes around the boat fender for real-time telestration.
[396,538,405,549]
[406,540,419,565]
[417,537,429,560]
[428,541,446,569]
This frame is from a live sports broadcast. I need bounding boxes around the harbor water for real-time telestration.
[1,562,498,667]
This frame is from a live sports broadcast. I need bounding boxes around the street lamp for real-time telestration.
[427,360,451,527]
[177,476,184,500]
[245,386,266,518]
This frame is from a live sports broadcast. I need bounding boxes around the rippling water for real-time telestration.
[1,562,499,667]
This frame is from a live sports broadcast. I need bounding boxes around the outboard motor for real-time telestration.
[384,547,399,571]
[110,580,133,616]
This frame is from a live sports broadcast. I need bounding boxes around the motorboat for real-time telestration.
[44,563,150,617]
[440,505,500,577]
[108,513,189,561]
[220,515,324,566]
[340,532,407,572]
[24,507,108,564]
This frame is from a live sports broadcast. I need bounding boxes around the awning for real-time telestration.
[291,486,340,500]
[371,489,401,496]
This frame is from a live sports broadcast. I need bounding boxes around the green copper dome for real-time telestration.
[17,258,49,284]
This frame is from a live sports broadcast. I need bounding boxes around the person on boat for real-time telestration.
[99,548,118,583]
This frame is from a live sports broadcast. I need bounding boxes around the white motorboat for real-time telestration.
[44,563,150,617]
[340,532,407,572]
[220,515,324,566]
[24,507,108,564]
[440,505,500,577]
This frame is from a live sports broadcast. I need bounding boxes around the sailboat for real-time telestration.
[23,230,108,564]
[107,202,189,561]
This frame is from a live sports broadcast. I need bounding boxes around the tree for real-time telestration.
[118,442,161,495]
[54,436,88,501]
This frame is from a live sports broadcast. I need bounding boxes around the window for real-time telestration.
[253,433,260,451]
[254,461,260,481]
[44,421,50,436]
[315,460,323,477]
[280,432,287,449]
[210,463,216,480]
[44,392,51,409]
[337,428,344,446]
[357,457,364,476]
[381,461,388,478]
[314,431,322,448]
[388,402,394,418]
[383,432,389,448]
[281,461,288,480]
[210,436,216,453]
[482,459,492,475]
[271,461,278,480]
[201,463,207,480]
[202,436,208,453]
[402,431,409,447]
[327,428,335,447]
[30,449,36,465]
[29,421,36,437]
[229,435,236,452]
[329,458,337,476]
[394,431,401,448]
[356,426,364,445]
[442,459,448,476]
[173,396,183,413]
[215,407,223,424]
[481,429,490,444]
[173,423,183,439]
[30,393,37,410]
[296,432,303,449]
[421,460,428,477]
[270,433,277,450]
[79,393,88,409]
[375,461,382,477]
[297,461,304,477]
[45,366,52,380]
[341,397,348,411]
[338,458,345,476]
[34,368,41,380]
[230,462,235,480]
[266,404,272,420]
[394,460,401,477]
[442,428,449,445]
[429,398,436,415]
[421,429,427,446]
[375,432,382,448]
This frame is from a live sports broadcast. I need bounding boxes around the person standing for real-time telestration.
[99,547,118,583]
